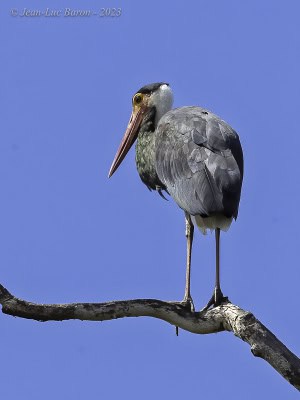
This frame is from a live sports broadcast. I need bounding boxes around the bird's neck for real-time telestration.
[139,107,157,135]
[149,85,173,126]
[135,107,165,191]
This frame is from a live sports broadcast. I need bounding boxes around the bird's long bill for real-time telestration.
[108,106,146,178]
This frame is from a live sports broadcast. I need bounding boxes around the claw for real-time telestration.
[181,296,195,312]
[200,287,228,312]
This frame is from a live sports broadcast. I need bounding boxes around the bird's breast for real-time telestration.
[135,131,164,191]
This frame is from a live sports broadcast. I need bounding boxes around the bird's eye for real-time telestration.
[133,93,143,105]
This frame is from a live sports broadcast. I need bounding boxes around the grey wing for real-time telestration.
[155,106,243,218]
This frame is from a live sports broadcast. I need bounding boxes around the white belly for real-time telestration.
[192,214,233,235]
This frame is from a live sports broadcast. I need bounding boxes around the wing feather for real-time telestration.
[155,106,243,218]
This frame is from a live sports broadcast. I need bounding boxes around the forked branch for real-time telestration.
[0,283,299,390]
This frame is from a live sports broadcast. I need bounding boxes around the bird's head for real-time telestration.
[108,82,173,178]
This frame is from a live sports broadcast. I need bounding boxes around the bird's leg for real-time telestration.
[214,227,224,304]
[181,213,195,311]
[201,228,226,311]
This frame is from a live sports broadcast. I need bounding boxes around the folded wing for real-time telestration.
[155,106,243,219]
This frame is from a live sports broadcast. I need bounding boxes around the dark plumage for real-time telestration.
[135,107,165,191]
[109,83,244,309]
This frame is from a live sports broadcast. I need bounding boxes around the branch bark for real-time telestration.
[0,283,299,390]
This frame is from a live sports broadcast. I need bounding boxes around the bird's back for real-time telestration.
[155,106,243,231]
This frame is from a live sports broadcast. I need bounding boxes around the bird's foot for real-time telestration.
[200,287,228,312]
[180,295,195,312]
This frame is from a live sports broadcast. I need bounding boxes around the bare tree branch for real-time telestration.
[0,283,299,390]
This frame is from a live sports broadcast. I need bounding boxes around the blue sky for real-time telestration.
[1,0,299,398]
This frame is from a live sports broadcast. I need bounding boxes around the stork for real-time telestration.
[109,82,243,310]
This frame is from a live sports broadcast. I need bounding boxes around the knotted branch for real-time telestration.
[0,283,299,390]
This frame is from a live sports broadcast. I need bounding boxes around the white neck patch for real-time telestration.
[149,84,174,126]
